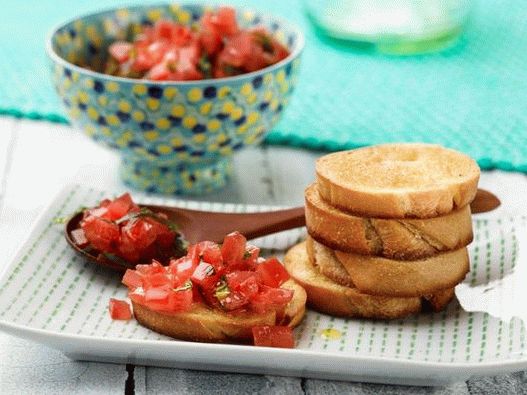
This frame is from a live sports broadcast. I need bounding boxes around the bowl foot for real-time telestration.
[120,156,232,195]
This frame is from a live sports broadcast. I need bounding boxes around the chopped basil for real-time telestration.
[115,207,180,233]
[54,206,88,225]
[174,280,193,292]
[214,277,230,300]
[254,32,274,53]
[167,61,178,73]
[243,250,252,259]
[222,63,243,76]
[198,54,212,79]
[173,234,189,259]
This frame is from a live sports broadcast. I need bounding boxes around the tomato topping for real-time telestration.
[109,42,133,63]
[106,193,136,220]
[221,231,247,266]
[165,288,193,312]
[243,244,260,268]
[218,290,248,311]
[102,7,290,80]
[129,289,145,305]
[198,241,223,267]
[81,216,120,252]
[117,229,295,328]
[255,257,290,288]
[70,228,89,248]
[252,325,294,348]
[143,272,171,289]
[136,260,165,276]
[109,298,132,320]
[191,261,221,291]
[250,286,293,313]
[122,269,143,289]
[226,271,259,299]
[77,193,183,265]
[168,256,196,283]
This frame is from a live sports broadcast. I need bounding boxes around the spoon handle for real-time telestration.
[167,206,306,244]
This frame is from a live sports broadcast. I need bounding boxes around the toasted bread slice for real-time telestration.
[315,144,480,218]
[284,242,454,319]
[335,247,469,297]
[305,183,473,259]
[132,279,306,343]
[305,237,455,312]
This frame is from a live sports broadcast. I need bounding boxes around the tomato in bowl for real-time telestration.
[104,7,290,81]
[47,4,303,196]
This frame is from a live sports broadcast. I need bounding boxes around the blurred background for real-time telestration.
[1,0,526,177]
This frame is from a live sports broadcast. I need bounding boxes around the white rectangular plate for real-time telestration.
[0,184,526,386]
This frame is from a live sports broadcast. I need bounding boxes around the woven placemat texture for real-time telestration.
[1,0,526,171]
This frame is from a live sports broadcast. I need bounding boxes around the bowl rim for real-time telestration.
[45,2,305,86]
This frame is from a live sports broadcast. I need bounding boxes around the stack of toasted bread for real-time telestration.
[285,143,481,319]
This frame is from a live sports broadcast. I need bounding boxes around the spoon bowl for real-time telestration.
[65,188,500,272]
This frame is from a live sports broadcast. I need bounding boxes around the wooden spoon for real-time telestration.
[65,188,500,271]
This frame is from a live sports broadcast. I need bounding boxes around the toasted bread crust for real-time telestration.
[305,237,455,310]
[422,288,456,312]
[132,279,306,343]
[335,247,469,297]
[316,144,480,219]
[284,242,453,319]
[305,184,473,259]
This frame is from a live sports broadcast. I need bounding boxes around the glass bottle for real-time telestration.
[305,0,473,54]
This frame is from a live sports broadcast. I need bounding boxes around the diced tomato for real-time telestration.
[191,261,215,284]
[132,49,155,72]
[200,27,222,56]
[243,244,260,268]
[219,291,248,311]
[155,20,176,40]
[169,256,196,283]
[198,241,223,267]
[109,298,132,320]
[215,7,239,36]
[136,260,165,275]
[109,41,133,63]
[146,63,171,80]
[191,261,222,296]
[86,206,109,219]
[106,193,135,221]
[186,244,200,265]
[252,325,294,348]
[166,288,193,312]
[221,231,247,266]
[122,218,158,250]
[217,31,252,68]
[70,228,89,248]
[99,199,112,207]
[143,272,171,289]
[192,285,204,304]
[143,217,174,248]
[129,289,145,305]
[227,271,259,299]
[81,216,120,252]
[122,269,143,290]
[256,257,290,288]
[104,9,289,80]
[250,286,293,313]
[171,25,193,46]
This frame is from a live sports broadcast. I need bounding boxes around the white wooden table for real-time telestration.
[1,117,527,394]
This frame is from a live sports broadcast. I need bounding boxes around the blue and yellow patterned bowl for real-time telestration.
[46,4,303,195]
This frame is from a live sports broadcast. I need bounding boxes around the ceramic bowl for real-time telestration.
[47,3,303,194]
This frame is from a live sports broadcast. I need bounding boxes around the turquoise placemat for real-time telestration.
[1,0,526,172]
